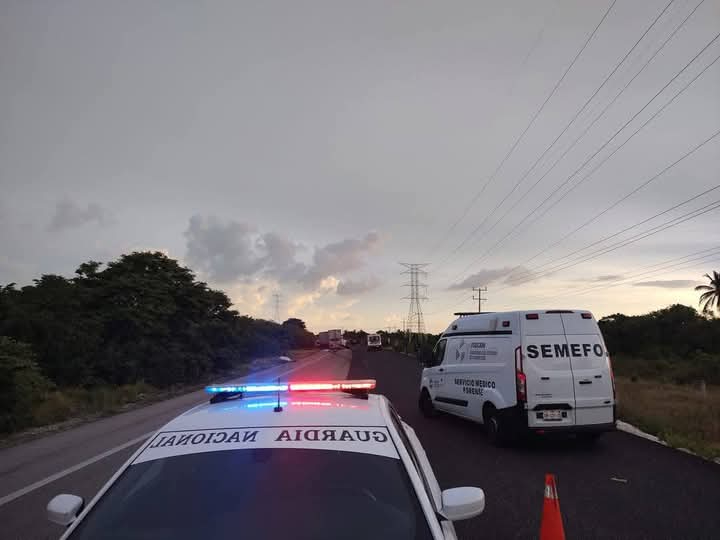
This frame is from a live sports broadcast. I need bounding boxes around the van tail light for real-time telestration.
[608,356,616,400]
[515,346,526,403]
[581,312,592,319]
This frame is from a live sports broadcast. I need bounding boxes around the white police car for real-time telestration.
[47,379,485,539]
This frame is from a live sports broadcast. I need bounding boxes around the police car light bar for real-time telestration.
[289,380,376,392]
[205,379,376,396]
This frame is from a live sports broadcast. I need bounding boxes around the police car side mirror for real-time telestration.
[440,487,485,521]
[47,494,84,526]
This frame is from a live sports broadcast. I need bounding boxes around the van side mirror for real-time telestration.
[47,494,84,526]
[440,487,485,521]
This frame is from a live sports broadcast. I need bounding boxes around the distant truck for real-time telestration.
[367,334,382,352]
[328,329,343,351]
[317,331,329,348]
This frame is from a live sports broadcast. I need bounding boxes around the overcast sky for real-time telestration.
[1,0,719,333]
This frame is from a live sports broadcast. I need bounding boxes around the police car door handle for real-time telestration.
[438,368,444,372]
[579,380,592,385]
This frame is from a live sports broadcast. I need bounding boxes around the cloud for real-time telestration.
[336,298,360,309]
[184,216,265,282]
[633,280,698,289]
[287,276,339,315]
[336,276,381,296]
[448,266,537,290]
[300,232,381,289]
[184,215,379,287]
[594,274,623,282]
[225,280,271,314]
[256,232,306,280]
[48,200,111,231]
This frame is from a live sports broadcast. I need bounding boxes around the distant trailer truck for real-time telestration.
[318,331,329,348]
[328,329,343,351]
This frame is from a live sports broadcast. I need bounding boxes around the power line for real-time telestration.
[435,0,675,269]
[442,183,720,314]
[504,127,720,283]
[519,51,720,244]
[425,293,473,317]
[426,0,559,258]
[449,29,720,284]
[498,248,720,307]
[480,29,720,272]
[564,248,720,297]
[511,183,720,276]
[445,0,710,281]
[428,0,617,260]
[501,197,720,290]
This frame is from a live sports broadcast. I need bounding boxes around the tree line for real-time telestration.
[0,251,314,433]
[599,304,720,384]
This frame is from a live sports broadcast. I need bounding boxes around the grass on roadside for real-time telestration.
[3,352,318,445]
[616,376,720,460]
[31,381,159,426]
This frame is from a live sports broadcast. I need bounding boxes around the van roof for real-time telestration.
[442,309,593,335]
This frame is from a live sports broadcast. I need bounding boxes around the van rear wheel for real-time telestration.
[419,389,438,418]
[484,407,506,446]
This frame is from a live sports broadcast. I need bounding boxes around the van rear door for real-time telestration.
[560,313,614,425]
[521,313,576,427]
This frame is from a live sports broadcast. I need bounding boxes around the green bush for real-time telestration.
[0,337,52,433]
[601,305,720,384]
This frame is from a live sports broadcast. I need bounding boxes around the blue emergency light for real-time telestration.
[206,383,288,394]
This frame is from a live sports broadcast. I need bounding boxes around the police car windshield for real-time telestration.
[68,448,434,540]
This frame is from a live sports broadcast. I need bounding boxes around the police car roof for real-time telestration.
[162,392,388,432]
[443,309,589,334]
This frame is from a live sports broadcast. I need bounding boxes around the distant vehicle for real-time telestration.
[419,310,616,445]
[328,329,343,351]
[48,380,486,539]
[367,334,382,352]
[317,331,329,348]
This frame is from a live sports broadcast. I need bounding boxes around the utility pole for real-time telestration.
[472,286,487,312]
[400,263,429,349]
[272,293,281,322]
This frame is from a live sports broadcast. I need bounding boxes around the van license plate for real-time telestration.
[542,410,562,421]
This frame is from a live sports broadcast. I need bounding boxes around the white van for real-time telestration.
[367,333,382,351]
[419,310,616,445]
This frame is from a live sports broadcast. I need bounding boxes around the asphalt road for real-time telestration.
[0,349,351,540]
[349,347,720,540]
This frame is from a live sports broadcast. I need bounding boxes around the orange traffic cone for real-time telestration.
[539,473,566,540]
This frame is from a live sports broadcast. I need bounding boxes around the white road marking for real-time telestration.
[0,351,336,508]
[0,432,152,508]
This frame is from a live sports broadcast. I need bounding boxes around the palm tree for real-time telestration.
[695,271,720,315]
